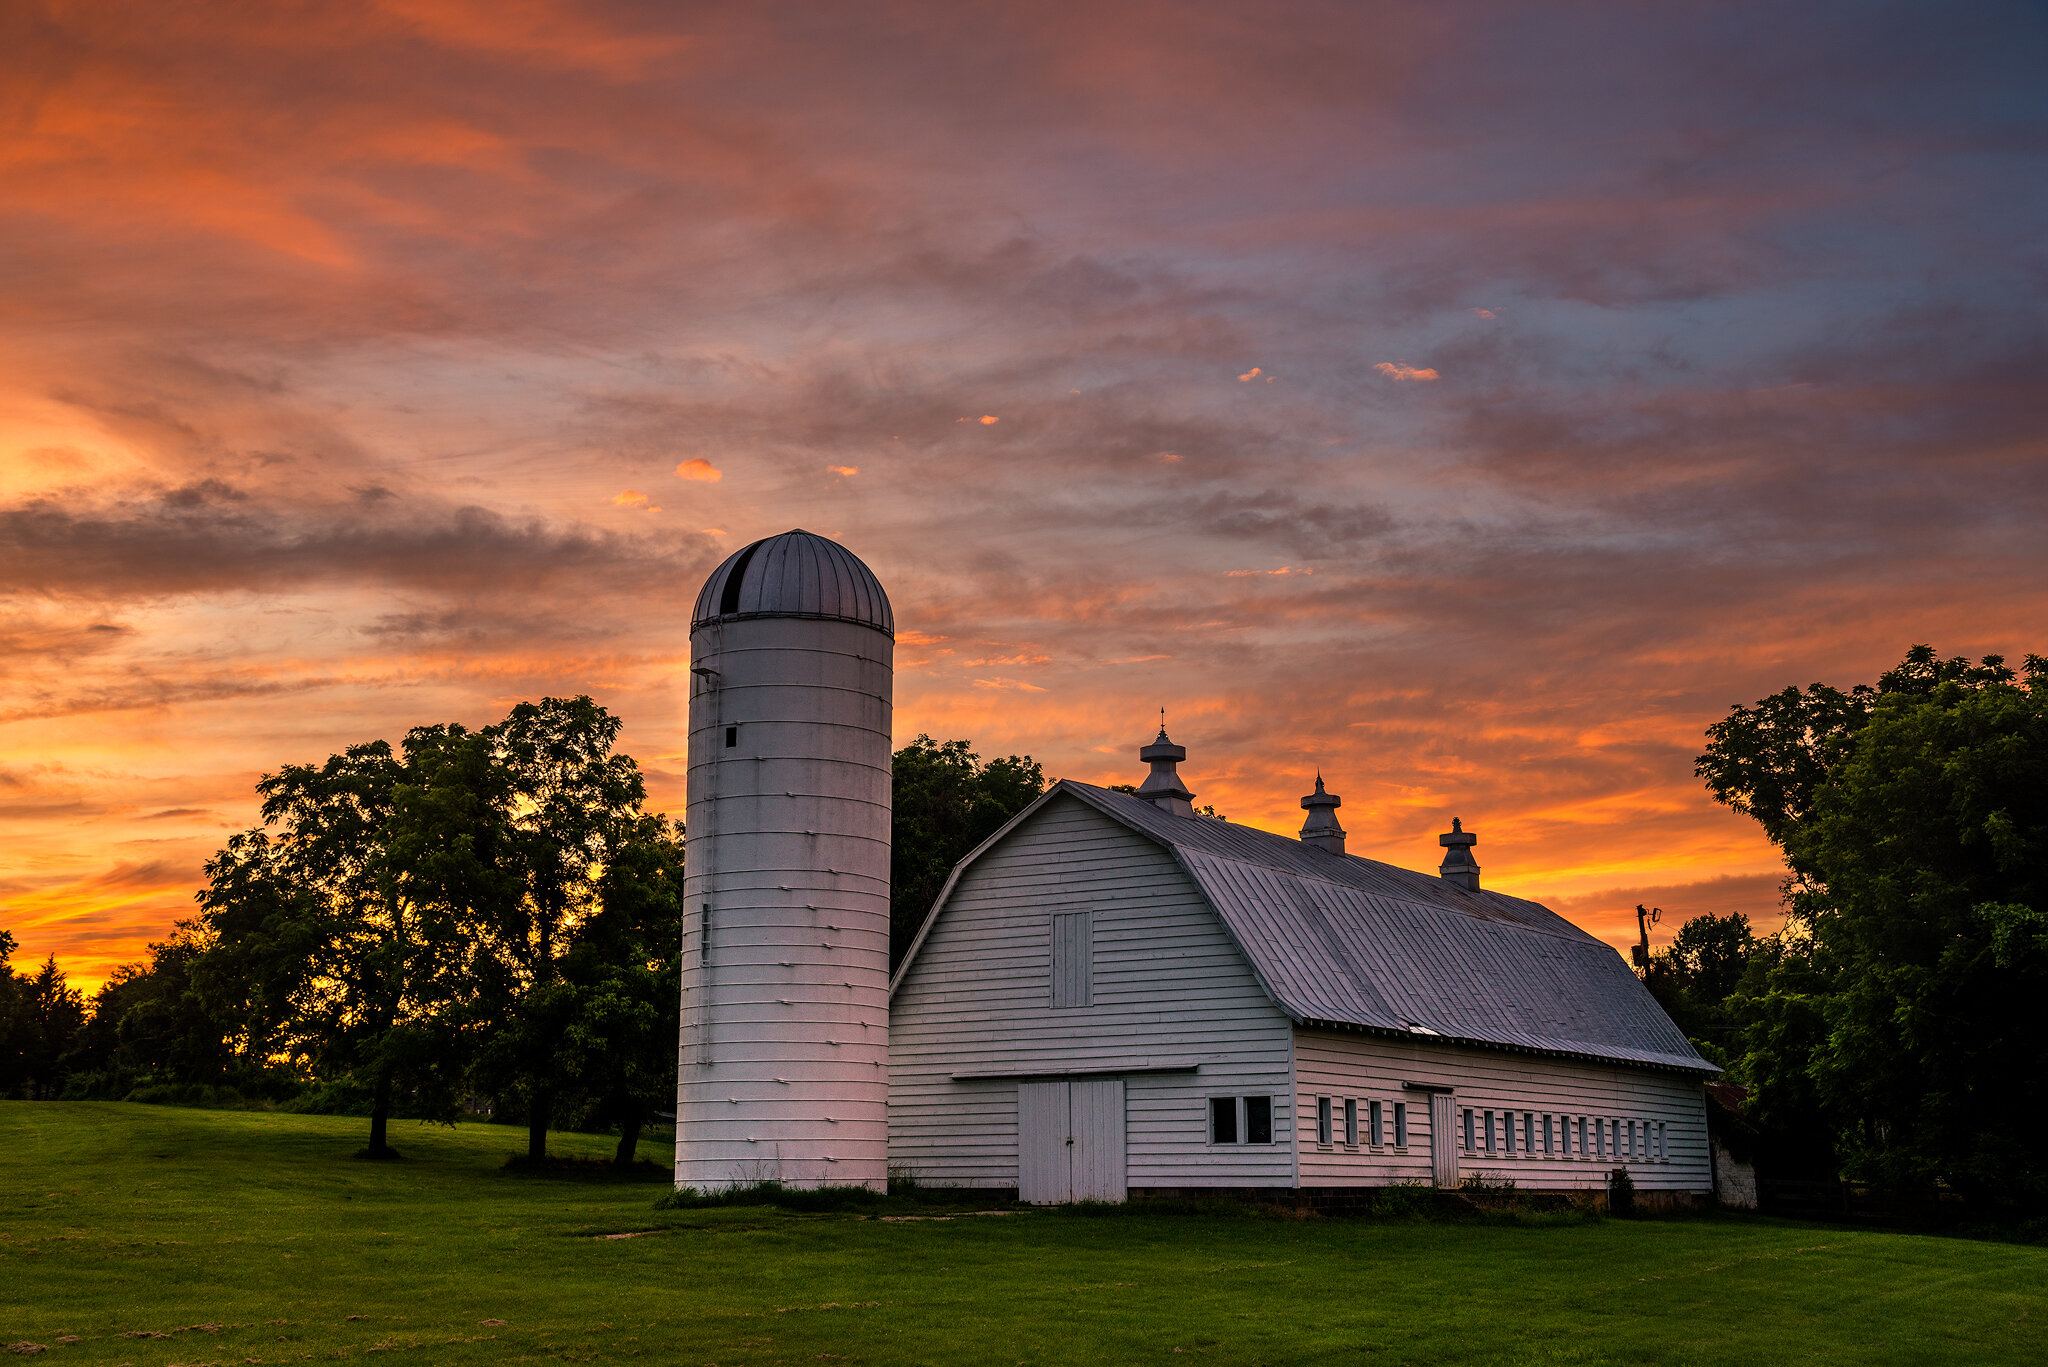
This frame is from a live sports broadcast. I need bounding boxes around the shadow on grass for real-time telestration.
[503,1153,673,1182]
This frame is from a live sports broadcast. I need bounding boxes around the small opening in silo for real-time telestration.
[725,726,738,748]
[718,540,762,616]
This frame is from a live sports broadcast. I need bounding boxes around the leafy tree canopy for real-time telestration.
[1696,645,2048,1198]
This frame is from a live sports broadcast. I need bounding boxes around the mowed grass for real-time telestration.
[2,1105,2044,1365]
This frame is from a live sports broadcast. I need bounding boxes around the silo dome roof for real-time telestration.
[691,529,894,636]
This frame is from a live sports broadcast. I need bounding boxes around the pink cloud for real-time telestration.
[1375,362,1441,382]
[674,459,722,482]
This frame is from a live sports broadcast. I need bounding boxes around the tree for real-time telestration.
[550,812,685,1165]
[9,954,87,1100]
[1641,911,1757,1045]
[889,736,1046,967]
[459,697,670,1163]
[200,737,476,1157]
[61,932,239,1098]
[1697,645,2048,1199]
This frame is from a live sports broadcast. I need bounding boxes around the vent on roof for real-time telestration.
[1135,723,1196,817]
[1299,774,1345,855]
[1438,818,1480,891]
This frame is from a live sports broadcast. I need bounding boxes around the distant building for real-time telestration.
[679,531,1717,1203]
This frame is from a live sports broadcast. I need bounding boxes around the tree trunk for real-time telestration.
[614,1118,642,1168]
[528,1089,551,1164]
[368,1068,394,1157]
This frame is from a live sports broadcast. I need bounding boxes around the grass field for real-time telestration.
[3,1104,2043,1365]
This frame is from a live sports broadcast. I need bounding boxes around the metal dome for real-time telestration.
[690,529,894,636]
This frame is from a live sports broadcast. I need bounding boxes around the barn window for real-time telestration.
[1484,1110,1497,1153]
[1577,1116,1588,1156]
[1316,1096,1333,1146]
[1344,1098,1359,1147]
[1209,1096,1238,1144]
[724,725,738,748]
[1246,1095,1274,1145]
[1543,1114,1554,1155]
[1657,1121,1667,1161]
[1393,1101,1407,1148]
[1610,1118,1621,1157]
[1373,1099,1387,1147]
[1524,1113,1535,1154]
[1593,1117,1606,1159]
[1461,1107,1474,1151]
[1048,912,1093,1008]
[1503,1111,1517,1155]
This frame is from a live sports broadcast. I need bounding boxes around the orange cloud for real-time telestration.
[971,677,1048,693]
[828,465,859,476]
[1226,566,1314,577]
[612,489,649,506]
[979,415,999,425]
[1154,451,1183,463]
[1238,367,1262,381]
[1471,308,1496,318]
[1375,362,1441,381]
[674,459,723,482]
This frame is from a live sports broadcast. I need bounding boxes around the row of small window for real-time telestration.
[1313,1096,1408,1148]
[1461,1108,1669,1162]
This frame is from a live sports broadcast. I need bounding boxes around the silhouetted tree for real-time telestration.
[201,736,475,1156]
[459,697,671,1164]
[1698,645,2048,1199]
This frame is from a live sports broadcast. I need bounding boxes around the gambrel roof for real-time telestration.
[893,780,1716,1076]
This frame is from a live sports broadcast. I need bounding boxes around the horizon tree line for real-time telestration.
[7,644,2044,1207]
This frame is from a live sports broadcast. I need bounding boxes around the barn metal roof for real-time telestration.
[1064,783,1714,1074]
[894,779,1714,1076]
[691,529,894,636]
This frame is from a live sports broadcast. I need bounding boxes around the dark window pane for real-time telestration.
[1210,1096,1237,1144]
[1246,1095,1272,1144]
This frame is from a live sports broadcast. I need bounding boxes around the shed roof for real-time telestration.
[894,780,1715,1076]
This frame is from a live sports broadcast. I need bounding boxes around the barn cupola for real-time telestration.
[1298,774,1346,855]
[1438,818,1480,890]
[1136,723,1197,817]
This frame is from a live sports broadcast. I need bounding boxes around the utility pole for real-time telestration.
[1631,903,1661,969]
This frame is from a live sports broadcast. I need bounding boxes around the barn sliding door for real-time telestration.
[1016,1078,1127,1204]
[1429,1092,1458,1189]
[1069,1079,1127,1202]
[1017,1082,1070,1204]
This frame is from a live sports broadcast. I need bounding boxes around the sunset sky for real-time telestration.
[5,1,2046,989]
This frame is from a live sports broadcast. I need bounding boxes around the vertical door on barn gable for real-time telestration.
[1016,1078,1128,1203]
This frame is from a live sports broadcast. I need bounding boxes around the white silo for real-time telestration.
[676,529,894,1191]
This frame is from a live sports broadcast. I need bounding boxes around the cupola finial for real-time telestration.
[1136,721,1195,817]
[1438,818,1480,890]
[1299,773,1345,855]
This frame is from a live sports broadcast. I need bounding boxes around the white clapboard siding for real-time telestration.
[890,794,1296,1188]
[1292,1028,1711,1192]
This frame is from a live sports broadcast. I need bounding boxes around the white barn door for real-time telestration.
[1070,1079,1127,1203]
[1429,1092,1459,1189]
[1017,1079,1127,1204]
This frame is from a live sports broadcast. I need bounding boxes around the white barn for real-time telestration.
[887,732,1718,1205]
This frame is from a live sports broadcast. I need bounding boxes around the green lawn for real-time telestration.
[2,1104,2042,1365]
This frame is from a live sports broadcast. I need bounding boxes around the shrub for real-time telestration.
[1608,1167,1637,1216]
